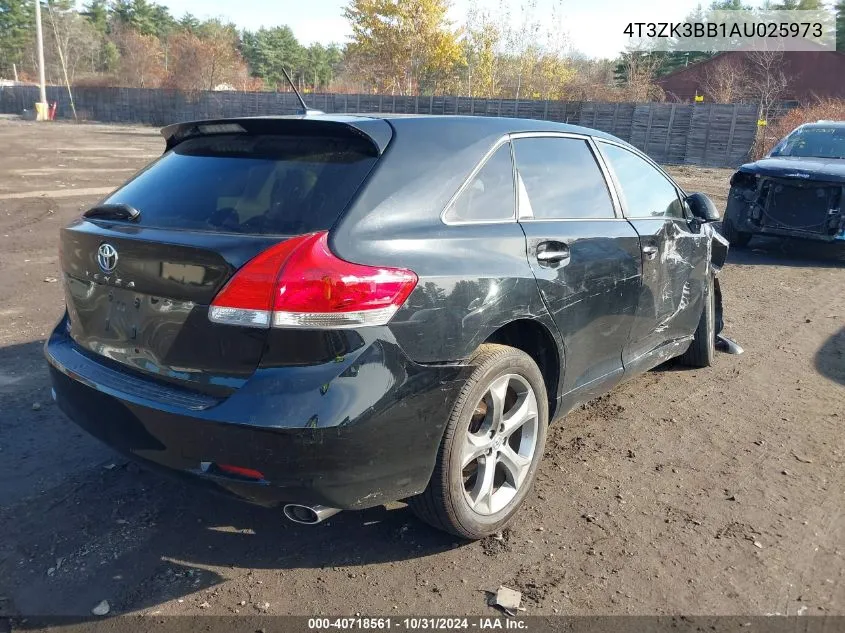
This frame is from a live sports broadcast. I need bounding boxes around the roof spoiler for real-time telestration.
[159,117,392,153]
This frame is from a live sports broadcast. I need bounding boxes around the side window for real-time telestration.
[445,143,515,222]
[512,137,615,220]
[599,142,684,219]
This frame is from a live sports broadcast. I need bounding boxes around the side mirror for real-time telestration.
[685,192,721,223]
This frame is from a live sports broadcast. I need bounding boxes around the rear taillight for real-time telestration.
[209,231,418,329]
[216,464,265,480]
[208,235,311,328]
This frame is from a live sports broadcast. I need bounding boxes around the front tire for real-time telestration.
[408,344,548,539]
[678,274,716,368]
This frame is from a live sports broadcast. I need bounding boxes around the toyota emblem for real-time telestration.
[97,243,118,273]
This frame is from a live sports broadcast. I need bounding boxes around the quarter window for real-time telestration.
[599,142,684,219]
[512,137,615,220]
[445,143,515,223]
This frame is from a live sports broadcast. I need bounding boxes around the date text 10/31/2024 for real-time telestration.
[307,617,529,630]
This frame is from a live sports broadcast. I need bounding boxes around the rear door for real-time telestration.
[596,140,709,373]
[60,129,381,394]
[513,134,642,397]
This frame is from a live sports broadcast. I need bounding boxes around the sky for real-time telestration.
[156,0,775,59]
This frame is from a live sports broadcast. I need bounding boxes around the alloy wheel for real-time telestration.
[461,374,539,515]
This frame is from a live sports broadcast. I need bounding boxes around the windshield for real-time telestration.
[769,127,845,160]
[103,134,379,235]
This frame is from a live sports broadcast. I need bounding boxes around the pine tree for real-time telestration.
[0,0,35,78]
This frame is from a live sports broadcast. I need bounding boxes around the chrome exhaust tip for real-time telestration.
[283,504,341,525]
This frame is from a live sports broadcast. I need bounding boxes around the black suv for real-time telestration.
[723,121,845,247]
[46,115,728,539]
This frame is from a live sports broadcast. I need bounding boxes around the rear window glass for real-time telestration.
[103,134,378,234]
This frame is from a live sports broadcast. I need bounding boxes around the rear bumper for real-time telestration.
[46,318,465,510]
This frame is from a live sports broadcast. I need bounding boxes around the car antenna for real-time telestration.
[282,67,323,116]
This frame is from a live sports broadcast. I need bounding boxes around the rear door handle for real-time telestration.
[536,241,570,265]
[642,245,658,260]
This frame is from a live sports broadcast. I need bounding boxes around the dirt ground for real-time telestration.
[0,118,843,619]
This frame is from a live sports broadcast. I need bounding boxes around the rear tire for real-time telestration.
[721,219,752,248]
[678,274,716,368]
[408,344,548,539]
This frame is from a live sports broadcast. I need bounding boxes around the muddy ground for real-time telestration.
[0,119,843,619]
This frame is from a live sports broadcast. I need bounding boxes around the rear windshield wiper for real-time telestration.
[84,203,141,222]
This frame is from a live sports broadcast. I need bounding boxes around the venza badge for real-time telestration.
[97,243,118,273]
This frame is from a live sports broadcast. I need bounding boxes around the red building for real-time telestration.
[657,49,845,103]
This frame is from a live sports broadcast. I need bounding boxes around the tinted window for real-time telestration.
[512,137,614,220]
[104,134,378,234]
[770,126,845,159]
[600,142,683,219]
[446,143,515,222]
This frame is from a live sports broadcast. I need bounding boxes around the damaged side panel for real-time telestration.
[708,225,728,339]
[520,219,642,398]
[623,217,709,375]
[383,223,566,398]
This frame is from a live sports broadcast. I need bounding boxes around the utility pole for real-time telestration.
[34,0,48,120]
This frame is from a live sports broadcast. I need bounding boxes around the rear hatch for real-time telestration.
[60,122,385,395]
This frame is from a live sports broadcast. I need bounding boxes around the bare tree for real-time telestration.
[41,5,101,85]
[164,26,249,93]
[745,49,789,122]
[464,0,504,98]
[112,25,165,88]
[740,47,790,158]
[620,50,665,102]
[504,0,540,101]
[700,56,750,103]
[562,57,618,101]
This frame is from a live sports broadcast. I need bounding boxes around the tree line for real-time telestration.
[0,0,343,92]
[0,0,843,102]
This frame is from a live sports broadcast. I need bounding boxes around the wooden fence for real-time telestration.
[0,85,759,168]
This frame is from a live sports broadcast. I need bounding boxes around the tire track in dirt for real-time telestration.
[517,255,845,613]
